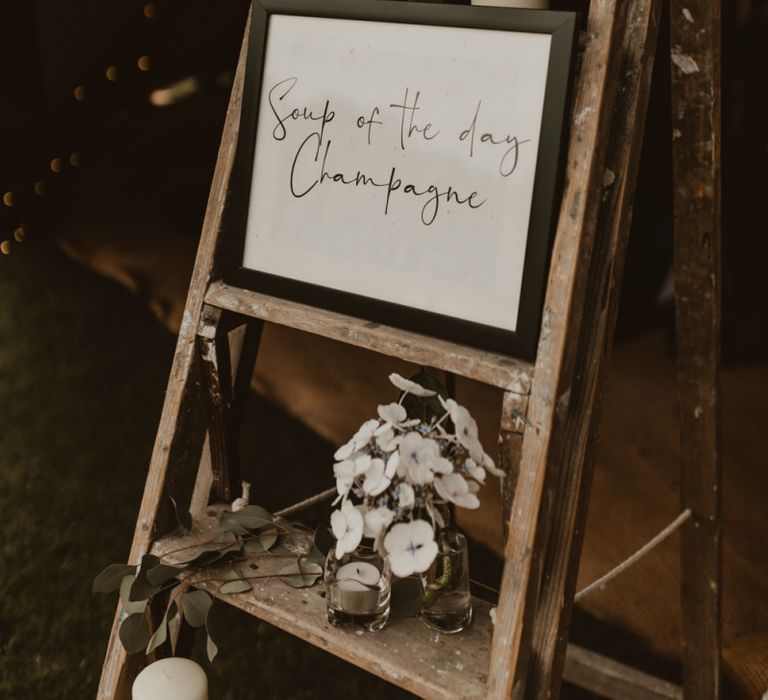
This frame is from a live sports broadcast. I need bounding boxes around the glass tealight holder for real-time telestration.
[420,529,472,633]
[325,543,391,631]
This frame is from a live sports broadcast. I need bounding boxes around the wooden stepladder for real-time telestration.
[98,0,721,697]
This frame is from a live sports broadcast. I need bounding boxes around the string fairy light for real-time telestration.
[3,3,158,254]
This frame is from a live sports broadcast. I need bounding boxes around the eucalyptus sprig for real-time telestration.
[93,503,325,661]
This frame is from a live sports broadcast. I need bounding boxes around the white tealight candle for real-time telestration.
[336,561,381,586]
[133,658,208,700]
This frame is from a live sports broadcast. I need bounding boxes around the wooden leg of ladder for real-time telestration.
[198,305,239,503]
[670,1,722,697]
[197,305,264,504]
[97,348,207,699]
[486,0,622,695]
[97,13,252,696]
[524,0,664,696]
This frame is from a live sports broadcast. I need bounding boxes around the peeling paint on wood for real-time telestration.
[671,46,700,74]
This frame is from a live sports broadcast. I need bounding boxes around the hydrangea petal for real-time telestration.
[388,373,437,397]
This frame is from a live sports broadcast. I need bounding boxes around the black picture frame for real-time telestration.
[223,0,577,359]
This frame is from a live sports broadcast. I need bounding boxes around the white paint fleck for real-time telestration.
[573,106,595,126]
[541,307,552,341]
[682,8,694,23]
[490,607,497,626]
[671,46,700,75]
[673,128,683,140]
[603,169,616,188]
[694,405,704,419]
[455,662,465,672]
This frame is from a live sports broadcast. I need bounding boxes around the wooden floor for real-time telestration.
[572,331,767,698]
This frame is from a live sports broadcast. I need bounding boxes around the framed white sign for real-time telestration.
[225,0,577,358]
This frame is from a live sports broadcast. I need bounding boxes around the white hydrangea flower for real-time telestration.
[444,399,484,462]
[397,482,415,510]
[374,425,402,452]
[385,451,399,479]
[334,439,356,462]
[362,458,391,497]
[434,473,480,509]
[465,458,486,484]
[377,402,407,426]
[383,520,439,577]
[482,451,505,478]
[397,432,452,485]
[363,506,394,539]
[331,500,364,558]
[334,419,381,461]
[388,373,437,397]
[332,454,373,504]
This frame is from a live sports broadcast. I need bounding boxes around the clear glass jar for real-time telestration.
[325,543,391,631]
[420,528,472,633]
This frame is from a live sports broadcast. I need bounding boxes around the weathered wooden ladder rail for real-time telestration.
[97,0,721,697]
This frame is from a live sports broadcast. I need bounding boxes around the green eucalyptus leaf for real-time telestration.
[146,601,176,654]
[220,505,273,532]
[182,550,225,568]
[119,575,147,616]
[119,613,149,655]
[304,543,327,569]
[146,563,186,587]
[181,590,212,628]
[241,528,277,555]
[205,603,219,663]
[259,526,278,551]
[219,578,253,594]
[174,532,238,565]
[129,554,162,602]
[205,629,218,663]
[278,559,323,588]
[243,538,266,555]
[92,564,136,594]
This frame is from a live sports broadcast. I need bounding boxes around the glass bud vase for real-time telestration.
[325,542,391,631]
[420,528,472,633]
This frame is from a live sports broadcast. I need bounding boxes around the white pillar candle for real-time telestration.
[133,658,208,700]
[471,0,549,8]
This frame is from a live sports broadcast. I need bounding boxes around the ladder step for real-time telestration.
[152,508,492,700]
[205,281,533,394]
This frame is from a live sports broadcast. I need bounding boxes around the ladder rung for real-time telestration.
[205,281,533,394]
